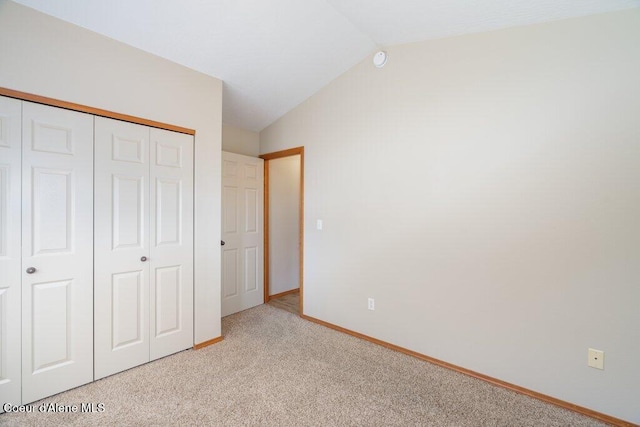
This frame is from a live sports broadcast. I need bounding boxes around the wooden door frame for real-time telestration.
[260,147,304,316]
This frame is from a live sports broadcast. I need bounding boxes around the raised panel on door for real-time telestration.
[95,117,150,380]
[0,96,22,407]
[221,152,264,317]
[112,271,145,350]
[149,128,193,360]
[31,280,72,371]
[21,102,93,404]
[222,248,240,314]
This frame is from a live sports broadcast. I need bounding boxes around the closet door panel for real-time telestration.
[0,96,22,407]
[21,102,93,404]
[149,128,193,360]
[95,117,150,380]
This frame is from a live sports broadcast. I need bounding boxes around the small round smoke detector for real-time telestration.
[373,51,388,68]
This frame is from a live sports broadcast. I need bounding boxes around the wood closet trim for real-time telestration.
[0,87,196,135]
[193,336,224,350]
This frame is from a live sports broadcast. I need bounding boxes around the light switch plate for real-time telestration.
[317,219,323,230]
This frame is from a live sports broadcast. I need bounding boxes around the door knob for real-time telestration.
[221,240,225,246]
[141,256,148,262]
[26,267,37,274]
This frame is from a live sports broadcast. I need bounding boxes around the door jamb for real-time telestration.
[259,147,304,316]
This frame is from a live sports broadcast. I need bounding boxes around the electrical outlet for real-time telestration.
[588,348,604,370]
[367,298,375,311]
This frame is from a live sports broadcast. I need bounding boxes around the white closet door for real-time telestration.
[0,96,22,406]
[221,152,264,317]
[95,117,150,380]
[149,128,193,360]
[21,102,94,404]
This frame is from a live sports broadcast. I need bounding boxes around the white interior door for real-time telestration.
[149,128,193,360]
[94,117,150,380]
[0,96,22,406]
[21,102,94,404]
[221,152,264,317]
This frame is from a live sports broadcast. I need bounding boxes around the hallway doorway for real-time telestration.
[260,147,304,316]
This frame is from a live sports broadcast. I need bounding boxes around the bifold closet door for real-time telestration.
[95,118,150,380]
[21,102,94,403]
[0,96,22,406]
[95,118,194,379]
[149,128,193,361]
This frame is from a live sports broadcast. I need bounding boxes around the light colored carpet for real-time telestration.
[268,291,300,315]
[1,305,604,426]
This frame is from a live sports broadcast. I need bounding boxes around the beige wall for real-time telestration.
[222,124,260,157]
[261,9,640,423]
[0,0,223,343]
[268,155,301,296]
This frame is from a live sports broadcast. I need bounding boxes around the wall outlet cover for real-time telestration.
[588,348,604,370]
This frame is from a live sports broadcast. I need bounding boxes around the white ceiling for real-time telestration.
[11,0,640,131]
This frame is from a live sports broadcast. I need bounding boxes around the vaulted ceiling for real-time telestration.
[12,0,640,131]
